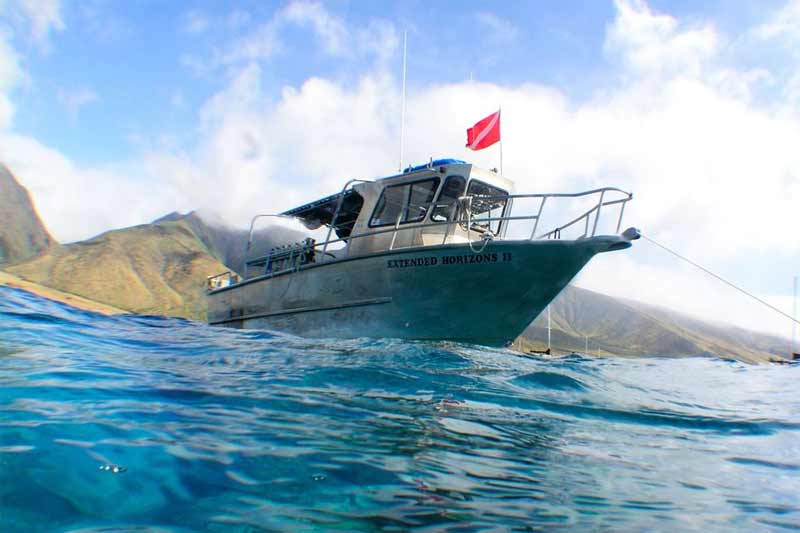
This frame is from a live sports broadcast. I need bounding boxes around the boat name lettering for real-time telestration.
[387,252,511,269]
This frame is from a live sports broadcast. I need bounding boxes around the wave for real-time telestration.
[2,285,800,531]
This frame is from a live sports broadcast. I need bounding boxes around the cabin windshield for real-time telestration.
[431,175,467,222]
[464,179,508,234]
[369,177,440,227]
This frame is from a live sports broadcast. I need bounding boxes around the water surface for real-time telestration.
[1,286,799,531]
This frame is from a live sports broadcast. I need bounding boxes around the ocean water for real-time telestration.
[1,286,800,532]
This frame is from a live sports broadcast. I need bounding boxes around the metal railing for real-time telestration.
[460,187,633,240]
[208,186,633,289]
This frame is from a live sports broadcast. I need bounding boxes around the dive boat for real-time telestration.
[206,159,639,346]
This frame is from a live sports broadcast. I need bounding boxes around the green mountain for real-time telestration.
[7,215,229,320]
[5,207,305,320]
[518,285,790,363]
[0,163,54,265]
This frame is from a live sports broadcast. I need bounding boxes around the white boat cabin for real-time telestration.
[281,159,514,259]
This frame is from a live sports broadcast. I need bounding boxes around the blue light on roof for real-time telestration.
[403,159,467,173]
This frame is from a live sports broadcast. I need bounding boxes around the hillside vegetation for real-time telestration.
[8,218,229,320]
[519,285,789,363]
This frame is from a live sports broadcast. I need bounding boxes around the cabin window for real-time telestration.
[464,180,509,234]
[369,178,440,227]
[431,175,467,222]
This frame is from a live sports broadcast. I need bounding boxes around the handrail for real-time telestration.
[245,214,298,256]
[537,197,629,240]
[219,186,634,286]
[321,179,372,259]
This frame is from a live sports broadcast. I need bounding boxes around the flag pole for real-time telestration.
[399,29,407,172]
[498,107,503,175]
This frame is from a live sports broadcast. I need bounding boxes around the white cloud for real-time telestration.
[57,86,98,124]
[0,28,21,128]
[0,30,19,87]
[282,1,347,55]
[143,61,800,266]
[605,0,717,79]
[215,1,390,67]
[0,0,63,128]
[0,94,11,128]
[753,1,800,114]
[788,71,800,104]
[153,64,400,226]
[355,19,398,65]
[2,0,64,52]
[754,0,800,45]
[218,17,282,65]
[0,134,180,242]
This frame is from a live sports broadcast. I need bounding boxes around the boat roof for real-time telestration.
[281,189,363,237]
[401,158,467,175]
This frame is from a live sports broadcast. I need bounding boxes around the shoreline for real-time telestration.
[0,270,128,315]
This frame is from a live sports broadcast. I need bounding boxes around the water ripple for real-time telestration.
[2,285,800,531]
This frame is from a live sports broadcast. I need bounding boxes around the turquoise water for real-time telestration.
[1,286,800,531]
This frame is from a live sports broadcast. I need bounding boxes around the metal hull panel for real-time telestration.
[207,238,628,346]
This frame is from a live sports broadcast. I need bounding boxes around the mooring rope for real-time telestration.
[641,233,800,327]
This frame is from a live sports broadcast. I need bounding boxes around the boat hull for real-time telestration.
[207,237,630,347]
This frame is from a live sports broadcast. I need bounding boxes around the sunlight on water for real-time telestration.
[1,286,800,531]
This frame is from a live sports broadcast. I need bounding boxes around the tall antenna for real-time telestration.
[399,29,407,172]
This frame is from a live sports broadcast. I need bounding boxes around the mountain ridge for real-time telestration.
[518,285,789,363]
[6,215,229,320]
[0,163,55,265]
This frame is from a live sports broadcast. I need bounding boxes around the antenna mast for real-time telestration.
[399,30,407,172]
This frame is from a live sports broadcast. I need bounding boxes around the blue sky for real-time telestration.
[1,0,799,338]
[8,0,789,165]
[14,1,615,164]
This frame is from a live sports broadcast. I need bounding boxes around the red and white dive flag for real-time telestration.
[466,110,501,151]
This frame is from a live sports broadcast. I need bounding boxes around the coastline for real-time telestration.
[0,270,128,315]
